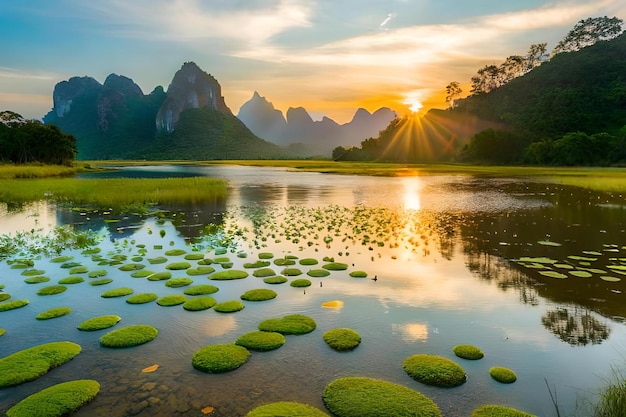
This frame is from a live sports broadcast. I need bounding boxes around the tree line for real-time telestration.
[0,111,77,165]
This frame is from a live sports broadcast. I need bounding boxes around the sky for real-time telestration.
[1,0,625,124]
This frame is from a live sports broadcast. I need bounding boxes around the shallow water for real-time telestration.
[1,165,626,416]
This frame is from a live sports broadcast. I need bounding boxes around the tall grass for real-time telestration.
[0,177,227,209]
[0,164,80,179]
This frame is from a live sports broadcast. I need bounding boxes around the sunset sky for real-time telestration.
[1,0,625,123]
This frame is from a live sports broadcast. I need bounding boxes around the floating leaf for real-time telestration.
[569,270,592,278]
[538,270,568,279]
[538,240,562,247]
[601,276,621,282]
[322,300,344,309]
[141,364,159,373]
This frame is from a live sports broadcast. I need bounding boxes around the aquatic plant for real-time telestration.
[323,377,442,417]
[183,296,216,311]
[471,405,535,416]
[118,263,145,272]
[147,271,172,281]
[126,293,159,304]
[156,295,187,306]
[100,324,158,348]
[210,270,249,280]
[6,379,100,417]
[0,341,81,387]
[87,269,107,278]
[240,289,277,301]
[186,266,215,276]
[165,278,194,288]
[323,328,362,351]
[165,249,187,256]
[258,252,274,259]
[37,285,67,296]
[263,276,288,284]
[403,354,467,387]
[290,279,311,288]
[245,401,329,416]
[147,256,168,264]
[252,267,276,277]
[281,267,303,276]
[166,261,192,270]
[349,271,368,278]
[192,343,250,373]
[130,270,153,278]
[489,367,517,383]
[453,344,484,360]
[89,278,113,286]
[213,300,245,313]
[36,307,72,320]
[258,314,316,335]
[100,287,134,298]
[68,266,88,274]
[322,262,348,271]
[58,276,84,284]
[235,331,286,351]
[299,258,319,266]
[0,293,10,302]
[0,329,4,336]
[183,285,219,296]
[21,268,46,276]
[184,253,205,260]
[77,315,121,331]
[307,269,331,277]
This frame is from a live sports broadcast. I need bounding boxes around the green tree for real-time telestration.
[445,81,462,108]
[552,16,624,55]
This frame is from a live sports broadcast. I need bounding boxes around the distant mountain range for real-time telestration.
[237,92,396,154]
[43,62,396,160]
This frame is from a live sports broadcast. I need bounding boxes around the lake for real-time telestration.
[1,164,626,416]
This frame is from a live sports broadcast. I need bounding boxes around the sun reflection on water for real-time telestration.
[392,322,429,342]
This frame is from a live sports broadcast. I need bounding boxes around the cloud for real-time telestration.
[0,67,58,81]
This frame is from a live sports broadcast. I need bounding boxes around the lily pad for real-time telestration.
[263,276,288,284]
[538,270,568,279]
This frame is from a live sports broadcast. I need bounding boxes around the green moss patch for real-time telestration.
[323,377,442,417]
[489,367,517,384]
[37,285,67,296]
[323,328,362,351]
[21,269,46,276]
[184,253,205,260]
[281,267,303,276]
[0,299,28,312]
[453,344,484,360]
[322,262,348,271]
[258,314,317,335]
[0,293,10,302]
[258,252,274,259]
[58,276,84,285]
[349,271,368,278]
[252,267,276,277]
[471,405,536,417]
[241,289,277,301]
[183,285,219,296]
[263,276,288,284]
[192,343,250,373]
[164,249,186,256]
[100,324,158,348]
[130,270,153,278]
[147,256,168,264]
[77,315,121,331]
[166,261,192,270]
[213,300,245,313]
[118,263,145,272]
[6,379,99,417]
[89,278,113,286]
[50,256,73,263]
[244,261,271,269]
[299,258,319,266]
[210,270,249,280]
[60,261,81,269]
[100,287,134,298]
[290,279,311,287]
[403,354,467,387]
[36,307,72,320]
[165,277,194,288]
[307,269,331,277]
[274,258,296,266]
[126,293,159,304]
[147,271,172,281]
[0,328,4,336]
[183,296,217,311]
[235,331,286,351]
[0,341,81,388]
[24,276,50,284]
[246,402,329,417]
[87,269,107,278]
[186,266,215,276]
[69,266,88,274]
[157,294,187,306]
[213,257,231,263]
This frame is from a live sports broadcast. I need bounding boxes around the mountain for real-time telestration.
[44,62,287,160]
[236,92,396,155]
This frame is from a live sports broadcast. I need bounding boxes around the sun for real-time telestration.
[403,96,423,114]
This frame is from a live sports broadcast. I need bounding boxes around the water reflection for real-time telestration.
[542,305,610,346]
[392,322,429,342]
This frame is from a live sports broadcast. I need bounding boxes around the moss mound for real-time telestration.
[489,367,518,384]
[323,328,362,351]
[263,276,288,285]
[244,261,271,269]
[241,289,277,301]
[0,299,29,312]
[147,271,172,281]
[165,277,194,288]
[307,269,331,277]
[349,271,368,278]
[252,267,276,277]
[36,307,72,320]
[89,278,113,286]
[147,256,168,264]
[236,331,286,351]
[471,405,536,417]
[0,328,5,336]
[183,296,217,311]
[192,343,250,373]
[88,269,107,278]
[157,294,187,306]
[184,284,219,295]
[323,377,442,417]
[281,267,303,276]
[322,262,348,271]
[6,379,100,417]
[24,276,50,284]
[126,293,159,304]
[299,258,319,266]
[164,249,187,256]
[246,401,329,417]
[37,285,67,296]
[210,270,249,280]
[100,287,134,298]
[258,252,274,259]
[274,258,296,266]
[258,314,317,335]
[68,266,88,274]
[130,270,153,278]
[58,276,84,285]
[0,341,81,388]
[77,315,121,331]
[118,263,145,271]
[290,279,312,287]
[213,300,245,313]
[186,266,215,276]
[403,354,467,387]
[184,253,205,260]
[453,344,484,360]
[166,261,192,270]
[0,293,10,302]
[100,324,158,348]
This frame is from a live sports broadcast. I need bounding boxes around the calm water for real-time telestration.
[1,165,626,416]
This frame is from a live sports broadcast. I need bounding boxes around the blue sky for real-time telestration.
[1,0,624,123]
